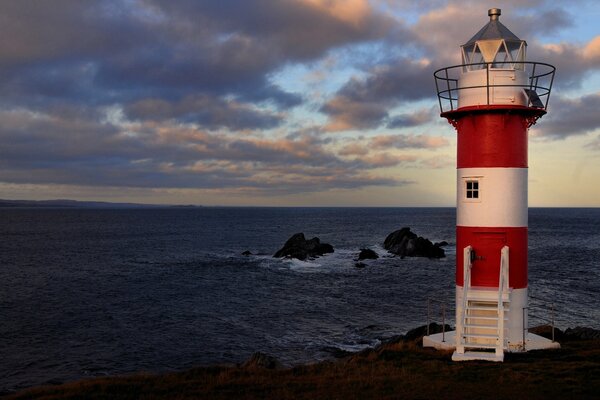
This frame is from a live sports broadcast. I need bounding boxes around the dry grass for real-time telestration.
[6,338,600,400]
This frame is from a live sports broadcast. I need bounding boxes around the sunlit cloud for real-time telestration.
[370,134,449,149]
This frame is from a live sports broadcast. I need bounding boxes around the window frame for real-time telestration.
[463,177,482,203]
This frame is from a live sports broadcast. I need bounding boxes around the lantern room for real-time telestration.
[461,8,526,71]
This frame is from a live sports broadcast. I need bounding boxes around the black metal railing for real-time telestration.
[434,61,556,114]
[426,297,455,342]
[525,295,558,343]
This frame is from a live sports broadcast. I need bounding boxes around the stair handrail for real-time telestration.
[497,245,510,354]
[457,245,473,353]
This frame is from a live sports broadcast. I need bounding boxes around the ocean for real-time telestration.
[1,207,599,392]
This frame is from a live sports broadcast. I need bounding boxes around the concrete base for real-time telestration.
[423,331,456,351]
[525,332,561,351]
[452,351,504,362]
[423,331,560,353]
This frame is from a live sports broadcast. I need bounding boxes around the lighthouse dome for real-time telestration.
[461,8,526,70]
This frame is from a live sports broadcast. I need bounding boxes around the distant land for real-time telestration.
[0,199,201,209]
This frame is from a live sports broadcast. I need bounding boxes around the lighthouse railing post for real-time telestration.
[442,303,446,343]
[427,298,431,336]
[497,246,509,356]
[444,68,454,111]
[486,63,490,105]
[546,68,556,109]
[522,306,527,349]
[551,303,555,342]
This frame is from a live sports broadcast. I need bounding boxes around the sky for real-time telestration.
[1,0,599,207]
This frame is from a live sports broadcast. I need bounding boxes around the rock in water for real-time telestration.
[383,227,445,258]
[273,233,334,260]
[358,248,379,260]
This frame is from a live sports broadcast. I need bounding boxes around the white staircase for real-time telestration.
[453,246,510,362]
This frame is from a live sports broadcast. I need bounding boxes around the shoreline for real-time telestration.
[5,325,600,400]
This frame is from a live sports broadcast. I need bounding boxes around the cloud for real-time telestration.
[530,35,600,89]
[586,135,600,151]
[359,152,418,167]
[338,142,370,156]
[387,108,435,128]
[413,2,573,67]
[320,58,434,131]
[533,93,600,139]
[320,95,389,131]
[125,95,284,130]
[0,0,401,114]
[0,108,414,193]
[370,134,449,149]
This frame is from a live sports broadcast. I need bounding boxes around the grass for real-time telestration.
[6,337,600,400]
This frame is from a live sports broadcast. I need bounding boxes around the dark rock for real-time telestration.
[321,346,354,359]
[434,241,449,247]
[404,323,453,342]
[273,233,334,260]
[358,248,379,260]
[564,326,600,340]
[242,352,281,369]
[529,325,564,341]
[383,334,406,345]
[355,262,366,268]
[383,227,445,258]
[241,250,252,256]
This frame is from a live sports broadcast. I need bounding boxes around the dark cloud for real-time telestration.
[320,57,434,130]
[387,108,435,129]
[0,0,408,129]
[533,93,600,139]
[104,0,409,108]
[125,95,284,130]
[144,0,406,60]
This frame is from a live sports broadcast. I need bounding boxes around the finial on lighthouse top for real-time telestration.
[488,8,501,20]
[461,8,526,69]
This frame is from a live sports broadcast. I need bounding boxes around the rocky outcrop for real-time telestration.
[242,352,281,369]
[383,227,445,258]
[564,326,600,340]
[357,248,379,260]
[273,233,334,260]
[530,325,600,341]
[383,323,453,345]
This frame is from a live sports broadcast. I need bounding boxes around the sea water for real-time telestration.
[1,207,599,391]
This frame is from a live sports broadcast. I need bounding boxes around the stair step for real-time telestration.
[463,342,505,350]
[466,306,509,311]
[465,316,508,321]
[452,351,504,362]
[464,323,502,329]
[467,292,510,302]
[462,333,501,339]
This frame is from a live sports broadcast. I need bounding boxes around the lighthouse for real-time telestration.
[424,8,558,361]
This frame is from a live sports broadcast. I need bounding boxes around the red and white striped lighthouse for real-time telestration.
[431,8,557,361]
